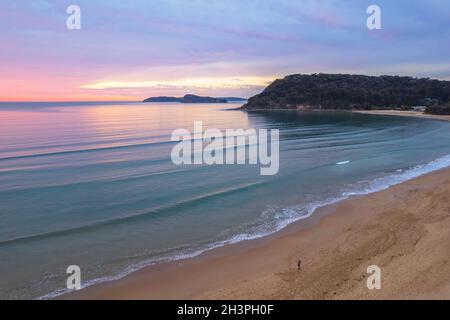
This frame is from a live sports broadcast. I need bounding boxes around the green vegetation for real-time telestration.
[426,102,450,115]
[242,73,450,114]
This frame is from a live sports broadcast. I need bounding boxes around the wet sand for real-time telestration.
[353,110,450,121]
[64,166,450,300]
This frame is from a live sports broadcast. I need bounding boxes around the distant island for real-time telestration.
[143,96,181,102]
[143,94,246,103]
[241,73,450,115]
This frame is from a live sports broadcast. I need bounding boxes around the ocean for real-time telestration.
[1,101,450,299]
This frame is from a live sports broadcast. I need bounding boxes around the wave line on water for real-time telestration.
[38,153,450,300]
[0,181,265,247]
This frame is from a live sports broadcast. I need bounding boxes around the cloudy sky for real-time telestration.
[1,0,449,101]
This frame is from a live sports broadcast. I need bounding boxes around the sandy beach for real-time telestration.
[353,109,450,121]
[64,161,450,299]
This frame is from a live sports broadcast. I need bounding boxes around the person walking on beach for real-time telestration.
[297,259,302,271]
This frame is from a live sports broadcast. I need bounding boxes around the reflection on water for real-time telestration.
[1,102,450,299]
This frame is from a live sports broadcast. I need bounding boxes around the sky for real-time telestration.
[1,0,449,101]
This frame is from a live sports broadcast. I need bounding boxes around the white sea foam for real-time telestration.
[39,153,450,300]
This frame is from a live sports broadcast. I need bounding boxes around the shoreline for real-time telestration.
[238,107,450,122]
[62,166,450,300]
[61,111,450,300]
[353,109,450,122]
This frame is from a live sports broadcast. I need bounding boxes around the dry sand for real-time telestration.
[64,166,450,300]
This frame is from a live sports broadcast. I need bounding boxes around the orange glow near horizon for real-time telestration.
[0,95,139,102]
[0,76,271,102]
[0,69,137,102]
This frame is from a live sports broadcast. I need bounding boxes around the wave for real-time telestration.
[0,181,265,247]
[38,153,450,300]
[0,140,173,162]
[0,128,278,162]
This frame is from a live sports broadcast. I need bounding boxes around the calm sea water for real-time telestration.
[1,101,450,299]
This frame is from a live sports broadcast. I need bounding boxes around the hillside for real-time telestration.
[143,96,181,102]
[143,94,242,103]
[241,74,450,114]
[180,94,227,103]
